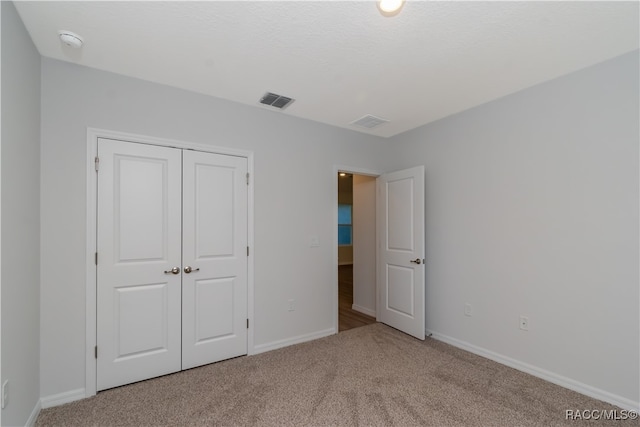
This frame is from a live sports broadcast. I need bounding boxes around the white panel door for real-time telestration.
[377,166,425,340]
[97,138,183,390]
[181,151,248,369]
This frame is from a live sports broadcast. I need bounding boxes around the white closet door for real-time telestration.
[96,138,183,391]
[181,151,248,369]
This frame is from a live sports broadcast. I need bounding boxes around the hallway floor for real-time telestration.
[338,265,376,332]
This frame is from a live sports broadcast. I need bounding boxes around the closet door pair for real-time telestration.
[96,138,247,391]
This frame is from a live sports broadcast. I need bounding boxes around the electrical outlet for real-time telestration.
[519,316,529,331]
[288,299,295,312]
[464,303,472,317]
[2,380,8,409]
[310,236,320,247]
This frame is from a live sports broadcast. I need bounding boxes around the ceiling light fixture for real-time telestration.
[377,0,405,17]
[58,30,84,48]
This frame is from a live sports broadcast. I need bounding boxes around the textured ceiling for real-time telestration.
[14,1,639,138]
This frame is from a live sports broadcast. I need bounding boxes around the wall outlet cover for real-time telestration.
[464,303,472,316]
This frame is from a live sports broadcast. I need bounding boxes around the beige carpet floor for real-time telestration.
[36,323,633,426]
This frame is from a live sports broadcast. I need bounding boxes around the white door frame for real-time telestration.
[86,128,255,397]
[333,165,381,333]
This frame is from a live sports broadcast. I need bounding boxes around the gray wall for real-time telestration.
[39,50,639,408]
[385,50,639,405]
[1,1,42,425]
[352,174,376,316]
[39,58,388,398]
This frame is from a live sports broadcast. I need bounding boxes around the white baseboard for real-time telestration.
[40,329,334,409]
[25,399,42,427]
[428,330,640,412]
[40,388,86,409]
[252,328,335,355]
[352,304,376,318]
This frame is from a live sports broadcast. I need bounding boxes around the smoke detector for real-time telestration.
[58,31,84,48]
[259,92,295,110]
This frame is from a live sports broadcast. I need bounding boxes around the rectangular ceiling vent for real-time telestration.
[350,114,390,129]
[259,92,295,110]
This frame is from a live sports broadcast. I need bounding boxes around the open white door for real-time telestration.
[376,166,425,340]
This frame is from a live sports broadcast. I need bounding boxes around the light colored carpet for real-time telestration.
[36,323,631,426]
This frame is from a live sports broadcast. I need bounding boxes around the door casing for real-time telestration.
[86,128,255,397]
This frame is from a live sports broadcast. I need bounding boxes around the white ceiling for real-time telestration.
[14,1,639,138]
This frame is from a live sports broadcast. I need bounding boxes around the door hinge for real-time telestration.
[246,172,250,185]
[247,246,249,256]
[94,156,100,172]
[95,252,98,265]
[246,319,249,329]
[94,346,98,359]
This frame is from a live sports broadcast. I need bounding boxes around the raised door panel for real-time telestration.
[387,177,415,252]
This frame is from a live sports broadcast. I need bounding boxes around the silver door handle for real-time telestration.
[410,258,422,265]
[184,266,200,274]
[164,267,180,274]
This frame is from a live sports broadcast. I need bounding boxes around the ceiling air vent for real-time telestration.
[350,114,389,129]
[259,92,295,110]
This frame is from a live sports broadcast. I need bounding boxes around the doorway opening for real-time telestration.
[337,171,377,332]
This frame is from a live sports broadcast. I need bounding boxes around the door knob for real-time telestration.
[164,267,180,274]
[410,258,422,265]
[184,266,200,274]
